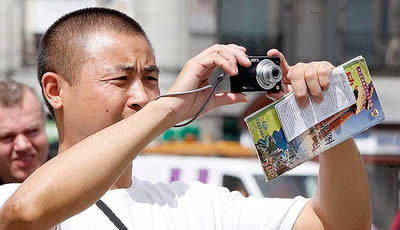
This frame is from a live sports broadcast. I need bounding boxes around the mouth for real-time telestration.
[13,154,35,167]
[19,154,33,161]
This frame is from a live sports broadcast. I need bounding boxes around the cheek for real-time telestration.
[101,92,128,114]
[82,96,126,130]
[87,87,127,111]
[147,86,161,100]
[0,145,12,164]
[32,133,49,158]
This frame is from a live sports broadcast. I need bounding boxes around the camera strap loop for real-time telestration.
[154,74,226,127]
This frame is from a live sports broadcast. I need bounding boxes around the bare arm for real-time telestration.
[0,44,250,230]
[264,49,371,229]
[294,138,371,230]
[0,99,176,229]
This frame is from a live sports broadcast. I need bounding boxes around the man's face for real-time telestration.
[0,90,49,183]
[61,31,160,144]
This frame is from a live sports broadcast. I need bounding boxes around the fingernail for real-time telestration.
[235,65,238,74]
[265,94,275,101]
[300,100,309,108]
[315,97,323,104]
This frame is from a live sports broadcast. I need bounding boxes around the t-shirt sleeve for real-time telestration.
[217,186,309,230]
[0,183,20,207]
[0,183,58,230]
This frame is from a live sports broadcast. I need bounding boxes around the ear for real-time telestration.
[41,72,64,110]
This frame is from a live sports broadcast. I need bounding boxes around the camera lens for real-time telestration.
[272,68,280,79]
[255,59,282,90]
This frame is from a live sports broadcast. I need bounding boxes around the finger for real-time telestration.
[278,83,291,94]
[224,44,247,52]
[215,45,240,74]
[317,61,334,90]
[265,91,285,101]
[289,63,310,107]
[223,44,251,68]
[201,44,245,75]
[197,52,238,76]
[212,92,248,108]
[304,62,323,103]
[198,44,250,75]
[267,49,290,75]
[287,84,293,92]
[200,44,242,58]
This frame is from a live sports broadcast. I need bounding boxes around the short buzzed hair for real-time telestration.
[0,79,45,120]
[0,79,39,107]
[37,7,151,115]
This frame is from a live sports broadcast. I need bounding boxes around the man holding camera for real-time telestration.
[0,7,370,230]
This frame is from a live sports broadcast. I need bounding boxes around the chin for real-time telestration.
[14,170,33,182]
[12,176,28,183]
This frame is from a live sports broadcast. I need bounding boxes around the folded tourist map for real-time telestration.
[245,56,385,181]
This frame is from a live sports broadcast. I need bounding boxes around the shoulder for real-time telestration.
[0,183,21,207]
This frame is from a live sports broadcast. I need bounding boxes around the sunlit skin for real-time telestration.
[0,89,49,183]
[55,31,160,188]
[0,30,370,230]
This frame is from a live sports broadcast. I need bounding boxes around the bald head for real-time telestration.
[37,7,151,115]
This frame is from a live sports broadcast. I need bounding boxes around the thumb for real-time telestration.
[213,92,248,108]
[265,91,285,101]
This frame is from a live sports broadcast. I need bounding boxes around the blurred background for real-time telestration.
[0,0,400,229]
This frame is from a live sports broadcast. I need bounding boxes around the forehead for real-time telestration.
[0,91,43,132]
[82,31,155,71]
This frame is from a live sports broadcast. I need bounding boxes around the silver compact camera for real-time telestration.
[230,56,282,92]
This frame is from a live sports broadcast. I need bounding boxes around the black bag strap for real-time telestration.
[96,199,128,230]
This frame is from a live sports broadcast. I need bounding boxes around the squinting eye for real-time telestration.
[0,136,14,143]
[26,129,39,136]
[145,76,158,82]
[113,76,128,81]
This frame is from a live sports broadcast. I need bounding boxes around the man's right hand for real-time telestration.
[163,44,251,124]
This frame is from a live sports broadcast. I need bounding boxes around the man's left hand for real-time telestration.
[266,49,334,108]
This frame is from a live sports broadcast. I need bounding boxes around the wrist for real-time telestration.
[148,97,182,127]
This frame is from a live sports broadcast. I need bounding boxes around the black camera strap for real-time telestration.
[95,200,128,230]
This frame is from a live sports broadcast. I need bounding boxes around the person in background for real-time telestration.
[0,79,49,185]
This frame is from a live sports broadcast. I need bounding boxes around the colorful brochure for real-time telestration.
[245,56,385,181]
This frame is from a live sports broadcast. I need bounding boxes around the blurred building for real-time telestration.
[0,0,23,79]
[1,0,400,228]
[2,0,400,124]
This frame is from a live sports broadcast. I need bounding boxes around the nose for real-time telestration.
[127,81,151,110]
[13,134,33,152]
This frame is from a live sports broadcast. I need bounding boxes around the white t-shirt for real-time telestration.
[0,177,308,230]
